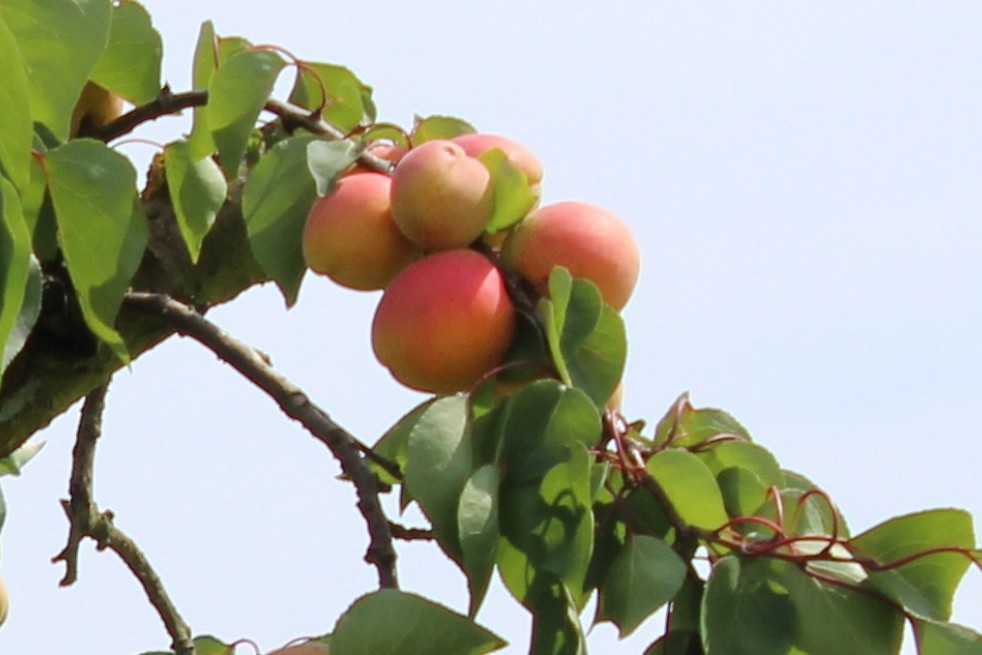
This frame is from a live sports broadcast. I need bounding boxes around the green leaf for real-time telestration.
[289,62,375,132]
[646,449,729,531]
[0,0,112,140]
[190,635,235,655]
[847,508,975,621]
[1,255,41,371]
[653,393,752,448]
[458,464,500,616]
[207,48,286,175]
[188,20,217,157]
[540,268,626,408]
[529,585,587,655]
[404,394,473,557]
[371,398,438,485]
[777,469,848,538]
[164,140,226,263]
[480,148,538,234]
[306,139,361,197]
[913,618,982,654]
[497,447,594,608]
[0,439,44,477]
[241,135,317,306]
[0,175,32,374]
[89,0,162,104]
[0,17,32,191]
[499,379,601,483]
[697,441,783,517]
[411,115,476,144]
[44,139,147,361]
[780,560,905,654]
[597,535,687,637]
[330,589,505,655]
[701,557,796,655]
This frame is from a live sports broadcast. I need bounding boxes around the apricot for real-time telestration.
[303,172,423,291]
[390,140,493,250]
[372,250,516,393]
[0,574,8,627]
[70,81,124,137]
[501,201,640,310]
[452,132,543,186]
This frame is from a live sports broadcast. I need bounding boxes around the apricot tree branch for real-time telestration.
[124,291,399,589]
[52,383,196,655]
[88,89,392,173]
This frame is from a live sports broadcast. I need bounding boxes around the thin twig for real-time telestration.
[52,384,196,655]
[125,292,399,589]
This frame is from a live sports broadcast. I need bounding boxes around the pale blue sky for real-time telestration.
[2,2,981,653]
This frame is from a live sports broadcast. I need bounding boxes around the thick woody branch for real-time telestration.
[52,384,195,655]
[124,291,399,589]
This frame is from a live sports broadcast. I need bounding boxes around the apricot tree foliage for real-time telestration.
[0,2,980,654]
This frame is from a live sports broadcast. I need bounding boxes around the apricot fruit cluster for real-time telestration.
[302,132,640,394]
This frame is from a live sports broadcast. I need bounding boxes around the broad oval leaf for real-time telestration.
[207,48,286,175]
[646,449,729,531]
[411,115,475,144]
[913,618,982,654]
[0,0,112,140]
[653,393,752,448]
[44,139,147,361]
[480,148,537,234]
[847,508,975,621]
[1,254,41,372]
[404,394,473,557]
[500,379,601,483]
[597,535,686,638]
[307,139,361,197]
[0,18,32,190]
[289,62,376,132]
[164,140,226,263]
[0,176,32,375]
[701,556,796,655]
[458,464,500,617]
[90,0,163,104]
[330,589,506,655]
[241,135,317,306]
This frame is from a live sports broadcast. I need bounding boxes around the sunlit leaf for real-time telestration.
[646,449,728,531]
[411,115,475,144]
[597,535,687,637]
[290,62,375,132]
[0,18,32,191]
[44,139,147,361]
[330,589,506,655]
[0,0,112,140]
[0,439,44,477]
[307,139,361,197]
[164,140,226,262]
[480,148,537,234]
[242,135,317,306]
[207,48,285,174]
[653,393,752,448]
[848,508,975,621]
[89,0,162,103]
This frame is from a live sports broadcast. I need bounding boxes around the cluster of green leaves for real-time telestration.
[363,268,981,654]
